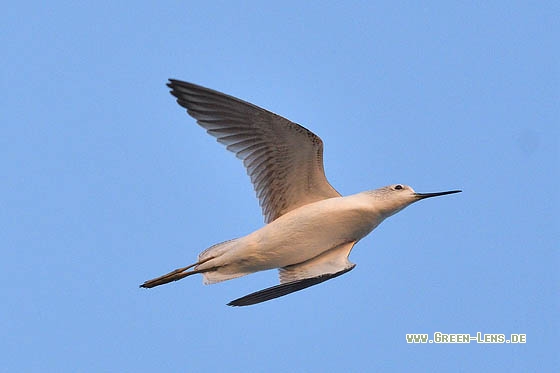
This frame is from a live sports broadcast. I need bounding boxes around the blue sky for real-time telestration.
[2,1,558,372]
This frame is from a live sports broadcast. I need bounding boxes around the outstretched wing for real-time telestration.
[167,79,340,223]
[228,242,356,306]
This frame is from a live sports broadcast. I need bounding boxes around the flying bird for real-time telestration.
[140,79,461,306]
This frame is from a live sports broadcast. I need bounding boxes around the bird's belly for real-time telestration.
[234,200,377,271]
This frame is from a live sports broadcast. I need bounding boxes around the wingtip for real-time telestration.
[226,298,257,307]
[226,293,267,307]
[167,79,177,90]
[226,297,260,307]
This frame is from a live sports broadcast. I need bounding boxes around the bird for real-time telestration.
[140,79,461,306]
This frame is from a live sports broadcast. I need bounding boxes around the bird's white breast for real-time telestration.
[231,193,382,271]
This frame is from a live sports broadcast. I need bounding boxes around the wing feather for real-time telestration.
[167,79,340,223]
[227,242,356,306]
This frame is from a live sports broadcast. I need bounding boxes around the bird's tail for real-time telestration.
[197,238,251,284]
[140,238,247,288]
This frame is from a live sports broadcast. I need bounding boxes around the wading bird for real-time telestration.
[140,80,461,306]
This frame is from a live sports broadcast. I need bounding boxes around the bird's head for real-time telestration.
[368,184,461,219]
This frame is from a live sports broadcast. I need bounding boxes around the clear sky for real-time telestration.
[2,1,558,372]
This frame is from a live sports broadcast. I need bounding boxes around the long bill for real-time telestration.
[415,190,462,200]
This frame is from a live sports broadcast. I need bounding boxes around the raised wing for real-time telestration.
[228,242,356,306]
[167,79,340,223]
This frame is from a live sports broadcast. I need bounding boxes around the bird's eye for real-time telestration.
[394,185,403,190]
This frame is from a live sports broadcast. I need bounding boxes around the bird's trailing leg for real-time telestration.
[140,256,215,288]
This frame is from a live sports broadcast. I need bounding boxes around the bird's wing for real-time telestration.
[167,79,340,223]
[227,242,356,306]
[277,242,356,284]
